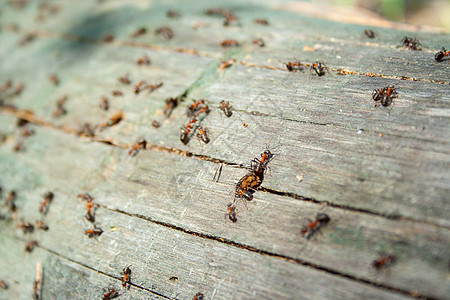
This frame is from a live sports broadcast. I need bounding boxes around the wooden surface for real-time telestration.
[0,0,449,299]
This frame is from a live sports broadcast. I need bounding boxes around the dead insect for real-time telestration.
[286,60,303,72]
[225,203,237,223]
[0,280,8,290]
[103,286,120,300]
[155,26,174,40]
[219,100,233,117]
[301,213,330,240]
[121,266,132,289]
[221,39,239,47]
[252,38,265,47]
[25,240,38,252]
[103,34,114,43]
[196,126,210,144]
[435,47,449,62]
[310,62,329,76]
[99,96,109,111]
[254,19,269,25]
[39,191,54,214]
[53,96,68,117]
[18,221,34,233]
[36,220,49,231]
[112,90,123,97]
[152,120,161,128]
[364,29,375,38]
[99,111,124,130]
[218,59,236,72]
[234,172,263,202]
[372,255,397,270]
[85,225,103,238]
[167,10,180,18]
[118,75,131,85]
[400,36,422,50]
[137,56,151,65]
[163,97,179,117]
[49,74,59,85]
[131,27,147,38]
[129,139,147,157]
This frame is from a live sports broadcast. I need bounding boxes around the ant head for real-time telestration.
[316,213,330,223]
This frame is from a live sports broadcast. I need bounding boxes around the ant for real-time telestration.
[134,81,147,94]
[310,62,329,76]
[219,100,233,117]
[25,240,38,252]
[400,37,422,50]
[79,193,97,222]
[6,190,17,212]
[39,191,54,214]
[193,292,204,300]
[435,48,449,62]
[137,56,151,65]
[100,96,109,111]
[254,19,269,25]
[252,38,265,47]
[112,90,123,97]
[187,100,206,117]
[167,10,180,18]
[152,120,161,128]
[364,29,375,38]
[234,172,262,202]
[0,280,8,290]
[130,27,147,38]
[301,213,330,240]
[163,97,179,117]
[103,286,120,300]
[372,255,396,270]
[103,34,114,43]
[155,26,174,40]
[221,40,239,47]
[49,74,59,85]
[180,117,198,144]
[129,139,147,157]
[285,60,302,72]
[121,266,132,289]
[218,59,236,72]
[36,220,49,231]
[85,225,103,238]
[18,221,34,233]
[145,82,163,93]
[250,149,275,175]
[118,75,131,85]
[372,85,397,109]
[78,123,95,137]
[53,96,68,117]
[372,87,386,104]
[225,203,237,223]
[98,112,124,130]
[22,128,35,137]
[196,127,210,144]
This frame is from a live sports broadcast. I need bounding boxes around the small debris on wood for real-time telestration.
[53,96,68,117]
[49,74,59,86]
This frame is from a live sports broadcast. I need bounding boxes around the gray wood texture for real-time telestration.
[0,0,449,299]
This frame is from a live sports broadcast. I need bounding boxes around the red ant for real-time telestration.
[219,100,233,117]
[129,139,147,157]
[364,29,375,38]
[99,112,124,130]
[301,213,330,240]
[435,48,449,62]
[134,81,146,94]
[121,266,132,289]
[100,97,109,111]
[310,62,329,76]
[36,220,49,230]
[196,127,210,144]
[85,225,103,238]
[79,193,97,222]
[252,38,265,47]
[372,85,397,109]
[372,255,396,270]
[221,40,239,47]
[145,82,163,93]
[118,75,131,85]
[187,100,209,117]
[0,280,8,290]
[372,87,386,104]
[225,203,237,223]
[112,90,123,97]
[18,221,34,233]
[164,97,179,117]
[286,60,303,72]
[6,190,17,212]
[400,37,422,50]
[25,240,38,252]
[193,292,204,300]
[155,26,174,40]
[254,19,269,25]
[180,117,198,144]
[250,149,275,175]
[137,56,151,65]
[103,286,120,299]
[39,191,54,214]
[130,27,147,38]
[167,10,180,18]
[218,59,236,72]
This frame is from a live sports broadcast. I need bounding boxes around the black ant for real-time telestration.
[219,100,233,117]
[435,48,449,62]
[310,62,329,76]
[301,213,330,240]
[400,36,422,50]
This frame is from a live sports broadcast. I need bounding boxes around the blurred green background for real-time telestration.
[321,0,450,31]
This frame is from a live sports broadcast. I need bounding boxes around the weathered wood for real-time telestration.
[1,0,449,299]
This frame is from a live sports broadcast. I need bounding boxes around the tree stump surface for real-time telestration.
[0,1,449,299]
